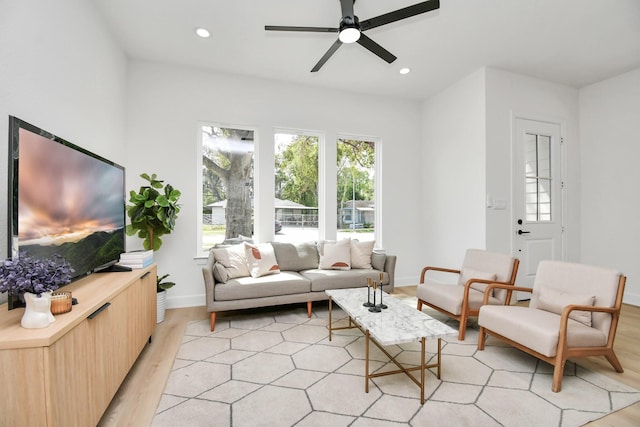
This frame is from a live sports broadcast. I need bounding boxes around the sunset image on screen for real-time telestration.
[17,129,124,247]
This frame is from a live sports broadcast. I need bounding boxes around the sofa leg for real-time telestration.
[477,327,486,350]
[307,301,312,318]
[417,299,423,311]
[210,312,217,331]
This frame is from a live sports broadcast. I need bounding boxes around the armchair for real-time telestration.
[416,249,520,340]
[478,260,626,392]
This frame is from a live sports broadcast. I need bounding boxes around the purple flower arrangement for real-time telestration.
[0,252,74,297]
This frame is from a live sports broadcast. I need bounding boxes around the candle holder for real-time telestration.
[363,278,374,307]
[376,285,388,310]
[368,281,382,313]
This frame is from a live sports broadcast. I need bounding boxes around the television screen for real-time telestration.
[7,116,126,306]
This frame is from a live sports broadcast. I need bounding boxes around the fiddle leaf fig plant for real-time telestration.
[126,173,181,251]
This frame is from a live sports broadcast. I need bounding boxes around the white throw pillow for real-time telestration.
[537,288,596,327]
[318,239,351,270]
[350,239,375,269]
[211,244,250,280]
[244,242,281,278]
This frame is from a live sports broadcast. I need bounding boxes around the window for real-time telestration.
[273,131,319,243]
[524,133,551,222]
[200,124,255,252]
[337,138,376,242]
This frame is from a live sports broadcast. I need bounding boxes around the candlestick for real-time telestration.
[363,278,374,307]
[377,283,388,310]
[368,281,381,312]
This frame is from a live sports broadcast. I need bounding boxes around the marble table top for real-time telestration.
[326,287,458,346]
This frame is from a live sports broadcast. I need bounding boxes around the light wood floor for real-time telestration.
[99,287,640,426]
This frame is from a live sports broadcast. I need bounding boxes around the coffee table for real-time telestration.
[326,287,457,404]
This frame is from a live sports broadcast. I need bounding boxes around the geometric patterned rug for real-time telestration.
[152,298,640,427]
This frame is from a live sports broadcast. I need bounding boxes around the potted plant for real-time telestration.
[0,252,74,328]
[126,173,181,323]
[156,273,175,323]
[126,172,181,251]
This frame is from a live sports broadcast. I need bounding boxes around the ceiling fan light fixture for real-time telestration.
[339,26,360,43]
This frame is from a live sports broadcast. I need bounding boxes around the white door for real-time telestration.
[513,118,564,298]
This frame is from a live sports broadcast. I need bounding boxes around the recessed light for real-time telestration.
[195,27,210,38]
[399,68,411,75]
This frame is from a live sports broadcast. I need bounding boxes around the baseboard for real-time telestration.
[167,294,205,309]
[623,291,640,307]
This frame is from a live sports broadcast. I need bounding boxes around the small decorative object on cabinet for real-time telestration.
[0,252,73,329]
[21,292,55,328]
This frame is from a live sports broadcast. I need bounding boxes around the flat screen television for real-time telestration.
[6,116,126,308]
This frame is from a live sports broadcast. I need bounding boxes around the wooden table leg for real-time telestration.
[437,337,442,379]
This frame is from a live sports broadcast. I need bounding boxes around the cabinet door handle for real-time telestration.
[141,271,151,279]
[88,302,111,319]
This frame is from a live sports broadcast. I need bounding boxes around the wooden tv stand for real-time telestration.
[0,265,157,427]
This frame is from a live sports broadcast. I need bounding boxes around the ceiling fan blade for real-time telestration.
[360,0,440,31]
[265,25,338,33]
[356,33,396,64]
[311,39,343,72]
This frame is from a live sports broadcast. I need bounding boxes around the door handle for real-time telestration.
[517,230,530,235]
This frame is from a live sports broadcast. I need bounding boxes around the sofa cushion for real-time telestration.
[303,269,389,292]
[351,239,375,269]
[479,305,607,357]
[211,244,249,281]
[371,252,386,271]
[213,262,230,283]
[458,268,497,294]
[215,271,311,301]
[417,282,501,315]
[270,241,319,271]
[537,288,596,327]
[318,239,351,270]
[244,242,280,278]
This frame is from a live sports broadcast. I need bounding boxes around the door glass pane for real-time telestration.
[523,133,552,222]
[274,132,319,242]
[201,125,254,251]
[337,138,375,241]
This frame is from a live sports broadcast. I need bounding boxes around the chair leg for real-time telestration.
[458,320,467,341]
[552,359,566,392]
[307,301,312,318]
[477,327,486,350]
[417,299,423,311]
[604,349,624,373]
[210,312,217,332]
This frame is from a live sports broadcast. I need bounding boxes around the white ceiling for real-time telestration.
[93,0,640,100]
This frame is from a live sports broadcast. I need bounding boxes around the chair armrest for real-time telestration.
[481,283,533,304]
[420,266,460,284]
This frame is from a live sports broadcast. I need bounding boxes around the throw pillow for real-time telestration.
[244,242,281,278]
[270,241,319,271]
[458,268,497,294]
[212,262,230,283]
[537,288,596,327]
[351,239,375,269]
[371,251,386,272]
[211,244,250,280]
[318,239,351,270]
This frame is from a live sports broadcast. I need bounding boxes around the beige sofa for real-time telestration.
[202,240,396,331]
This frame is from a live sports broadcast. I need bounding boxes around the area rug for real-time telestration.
[152,298,640,427]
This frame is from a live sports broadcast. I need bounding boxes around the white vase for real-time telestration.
[157,290,167,323]
[21,292,56,329]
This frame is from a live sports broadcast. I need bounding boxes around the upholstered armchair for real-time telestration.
[478,260,626,392]
[416,249,520,340]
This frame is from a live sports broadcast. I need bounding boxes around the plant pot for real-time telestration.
[157,290,167,323]
[21,292,55,329]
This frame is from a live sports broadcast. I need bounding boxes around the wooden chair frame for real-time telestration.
[417,258,520,340]
[477,275,626,392]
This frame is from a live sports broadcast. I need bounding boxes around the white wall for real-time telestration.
[485,68,581,260]
[0,0,127,303]
[579,68,640,305]
[125,60,423,308]
[420,68,487,270]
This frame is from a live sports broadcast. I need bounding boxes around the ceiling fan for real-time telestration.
[265,0,440,72]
